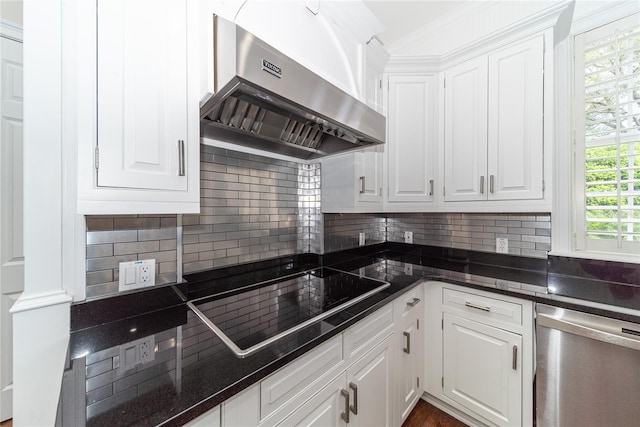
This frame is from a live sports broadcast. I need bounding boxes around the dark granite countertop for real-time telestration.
[63,243,640,426]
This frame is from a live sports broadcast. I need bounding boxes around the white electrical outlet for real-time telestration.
[118,259,156,291]
[359,232,366,246]
[496,238,509,254]
[404,231,413,244]
[120,335,155,371]
[404,263,413,276]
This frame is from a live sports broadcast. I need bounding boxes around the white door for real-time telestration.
[277,374,348,427]
[487,36,544,200]
[443,313,522,426]
[387,75,436,203]
[0,35,24,422]
[348,337,391,427]
[443,58,488,202]
[96,0,189,191]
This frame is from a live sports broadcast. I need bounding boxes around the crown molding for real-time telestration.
[1,19,23,42]
[570,1,639,35]
[439,0,570,68]
[385,55,441,73]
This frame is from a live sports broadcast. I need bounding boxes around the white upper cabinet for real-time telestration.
[487,36,544,200]
[443,35,544,204]
[73,0,200,214]
[386,75,436,205]
[97,0,188,192]
[443,58,488,202]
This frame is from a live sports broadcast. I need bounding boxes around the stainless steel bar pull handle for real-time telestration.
[512,345,518,370]
[465,301,491,312]
[406,297,421,307]
[359,176,365,194]
[403,331,411,354]
[349,382,358,415]
[490,175,495,193]
[429,179,434,196]
[480,176,485,194]
[341,389,350,423]
[178,140,186,176]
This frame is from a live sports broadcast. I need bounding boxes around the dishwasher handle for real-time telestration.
[537,311,640,352]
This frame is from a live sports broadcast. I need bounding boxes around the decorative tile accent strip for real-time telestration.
[386,213,551,258]
[323,213,386,253]
[182,146,321,274]
[85,215,178,298]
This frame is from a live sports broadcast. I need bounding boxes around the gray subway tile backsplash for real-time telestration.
[84,147,551,298]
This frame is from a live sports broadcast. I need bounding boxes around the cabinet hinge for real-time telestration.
[542,180,546,192]
[379,80,382,90]
[443,78,446,88]
[443,186,446,197]
[417,319,420,330]
[441,318,444,330]
[94,146,99,170]
[442,377,444,388]
[417,377,420,388]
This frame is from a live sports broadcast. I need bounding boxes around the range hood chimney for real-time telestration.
[200,15,386,160]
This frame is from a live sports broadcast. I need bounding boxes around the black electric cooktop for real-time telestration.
[188,267,389,357]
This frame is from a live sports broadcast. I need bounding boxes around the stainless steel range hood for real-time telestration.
[200,15,386,160]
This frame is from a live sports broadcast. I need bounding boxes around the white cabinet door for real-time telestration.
[387,75,436,203]
[356,149,383,203]
[443,58,488,202]
[394,289,424,425]
[276,374,348,427]
[97,0,188,191]
[320,150,383,213]
[487,36,544,200]
[443,313,522,426]
[347,336,392,427]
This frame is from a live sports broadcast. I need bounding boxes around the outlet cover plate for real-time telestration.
[496,238,509,254]
[120,335,155,372]
[359,233,366,246]
[404,231,413,244]
[118,259,155,291]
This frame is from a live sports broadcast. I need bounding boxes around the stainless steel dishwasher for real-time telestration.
[536,304,640,427]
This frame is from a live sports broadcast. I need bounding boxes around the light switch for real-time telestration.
[125,266,136,285]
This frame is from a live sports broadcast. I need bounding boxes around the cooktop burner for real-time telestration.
[188,267,389,358]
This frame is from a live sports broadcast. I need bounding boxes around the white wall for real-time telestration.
[0,0,22,25]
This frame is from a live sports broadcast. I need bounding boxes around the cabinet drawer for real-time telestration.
[344,303,393,364]
[394,285,423,321]
[260,335,344,422]
[442,287,522,326]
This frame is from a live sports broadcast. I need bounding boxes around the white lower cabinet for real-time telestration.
[424,281,533,427]
[443,314,522,426]
[276,336,392,427]
[393,286,424,426]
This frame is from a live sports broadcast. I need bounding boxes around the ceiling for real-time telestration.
[362,0,467,47]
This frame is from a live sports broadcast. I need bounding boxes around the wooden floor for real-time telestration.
[402,399,468,427]
[0,419,12,427]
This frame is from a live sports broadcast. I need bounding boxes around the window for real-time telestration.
[574,13,640,256]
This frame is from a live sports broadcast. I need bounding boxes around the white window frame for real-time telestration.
[551,1,640,264]
[574,12,640,256]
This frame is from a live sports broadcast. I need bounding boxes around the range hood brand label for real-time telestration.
[262,59,282,78]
